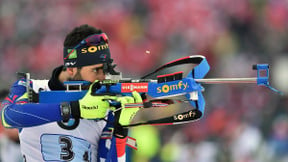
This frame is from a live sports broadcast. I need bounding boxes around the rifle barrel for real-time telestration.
[194,78,257,84]
[116,77,258,84]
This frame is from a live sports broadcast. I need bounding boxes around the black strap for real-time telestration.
[141,56,204,79]
[122,109,202,127]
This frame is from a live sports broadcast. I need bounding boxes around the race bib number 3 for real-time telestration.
[41,134,91,162]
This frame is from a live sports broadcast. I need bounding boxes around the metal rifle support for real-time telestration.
[194,64,282,95]
[16,72,34,102]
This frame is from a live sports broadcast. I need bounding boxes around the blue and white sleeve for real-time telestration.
[1,79,63,128]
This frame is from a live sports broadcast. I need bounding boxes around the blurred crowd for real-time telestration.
[0,0,288,162]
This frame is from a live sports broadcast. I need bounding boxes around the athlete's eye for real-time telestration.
[93,67,104,73]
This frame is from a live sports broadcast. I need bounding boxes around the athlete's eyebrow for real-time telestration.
[93,65,104,72]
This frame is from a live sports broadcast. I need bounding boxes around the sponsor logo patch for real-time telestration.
[121,83,148,92]
[157,81,188,93]
[174,110,197,121]
[18,80,27,86]
[65,62,76,66]
[81,43,109,54]
[67,49,77,59]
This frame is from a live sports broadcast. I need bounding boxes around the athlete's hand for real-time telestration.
[68,80,115,119]
[113,91,142,138]
[115,91,142,125]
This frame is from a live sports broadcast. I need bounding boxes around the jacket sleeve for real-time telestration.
[1,79,63,128]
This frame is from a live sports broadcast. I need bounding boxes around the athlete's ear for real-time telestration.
[66,67,78,77]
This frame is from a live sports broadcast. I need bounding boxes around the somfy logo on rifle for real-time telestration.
[174,111,196,121]
[157,81,188,93]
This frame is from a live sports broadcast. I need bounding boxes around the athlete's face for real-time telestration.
[70,64,106,82]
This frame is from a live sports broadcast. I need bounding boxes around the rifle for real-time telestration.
[26,55,282,127]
